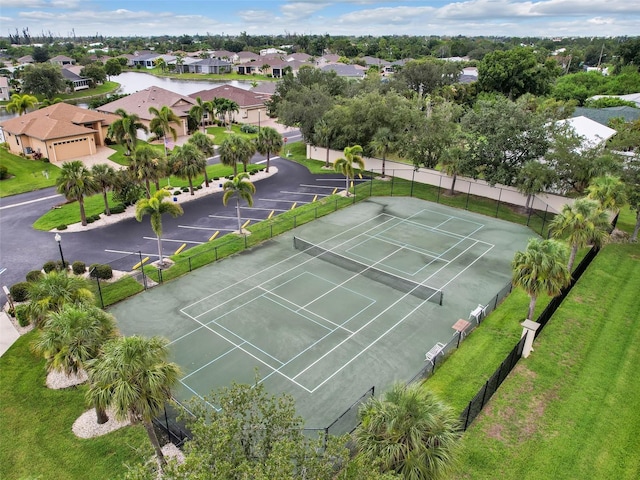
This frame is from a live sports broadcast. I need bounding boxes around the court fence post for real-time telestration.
[138,251,147,289]
[370,170,373,196]
[410,169,415,197]
[188,257,192,272]
[437,174,442,203]
[465,183,471,209]
[215,246,218,261]
[294,216,297,228]
[244,235,248,249]
[390,174,394,196]
[495,189,502,217]
[95,275,104,309]
[270,224,273,238]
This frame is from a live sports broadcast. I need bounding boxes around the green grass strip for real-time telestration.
[0,149,60,197]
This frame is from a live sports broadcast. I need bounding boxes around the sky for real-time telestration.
[1,0,639,39]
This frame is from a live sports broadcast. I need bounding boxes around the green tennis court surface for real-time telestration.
[109,197,533,429]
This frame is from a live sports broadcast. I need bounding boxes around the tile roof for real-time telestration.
[190,85,269,107]
[0,103,117,141]
[96,86,196,119]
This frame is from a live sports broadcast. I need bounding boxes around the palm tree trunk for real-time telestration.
[632,212,640,242]
[450,173,457,195]
[236,198,242,233]
[145,180,151,199]
[345,175,350,197]
[233,162,238,177]
[155,180,160,191]
[381,154,386,178]
[102,191,111,216]
[325,146,330,168]
[157,235,164,266]
[567,244,578,273]
[266,153,270,173]
[79,197,88,226]
[527,294,537,321]
[203,168,210,188]
[95,404,109,424]
[188,177,194,195]
[143,420,167,468]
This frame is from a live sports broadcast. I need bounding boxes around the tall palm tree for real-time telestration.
[130,145,165,198]
[587,175,627,212]
[32,304,118,424]
[222,172,255,234]
[107,108,148,156]
[356,382,461,480]
[148,105,182,158]
[313,119,334,169]
[254,126,283,173]
[6,93,38,115]
[26,271,95,327]
[169,143,206,195]
[189,97,211,133]
[56,160,97,226]
[86,335,181,468]
[550,197,610,272]
[219,135,255,176]
[217,99,239,131]
[91,163,117,216]
[135,189,184,266]
[334,145,365,197]
[370,127,395,178]
[187,131,216,187]
[512,238,571,320]
[154,57,167,73]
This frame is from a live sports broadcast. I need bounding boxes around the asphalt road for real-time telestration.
[0,153,345,300]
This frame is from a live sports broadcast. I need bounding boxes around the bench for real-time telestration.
[425,342,446,363]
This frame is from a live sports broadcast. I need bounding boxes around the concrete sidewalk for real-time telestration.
[0,310,20,357]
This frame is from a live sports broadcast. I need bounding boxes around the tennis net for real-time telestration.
[293,236,443,305]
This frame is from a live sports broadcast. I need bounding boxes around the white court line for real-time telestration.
[143,236,204,245]
[182,345,242,381]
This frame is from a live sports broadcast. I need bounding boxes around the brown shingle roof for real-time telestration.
[0,103,118,141]
[96,86,196,120]
[190,85,269,108]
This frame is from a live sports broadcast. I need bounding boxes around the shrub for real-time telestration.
[15,305,29,327]
[213,176,219,181]
[0,165,9,180]
[42,158,50,163]
[181,187,189,192]
[56,260,69,271]
[57,224,68,230]
[26,270,43,282]
[174,190,182,195]
[92,214,101,221]
[86,217,95,224]
[72,261,86,275]
[89,264,113,280]
[42,260,57,273]
[9,282,30,302]
[109,204,126,214]
[240,124,259,134]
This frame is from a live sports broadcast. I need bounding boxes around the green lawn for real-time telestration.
[451,241,640,479]
[0,333,150,480]
[138,68,273,82]
[0,149,60,197]
[206,124,259,140]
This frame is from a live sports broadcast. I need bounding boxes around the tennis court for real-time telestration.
[110,197,533,429]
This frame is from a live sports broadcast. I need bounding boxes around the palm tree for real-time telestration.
[370,127,395,178]
[187,131,216,187]
[86,335,181,468]
[587,175,627,212]
[56,160,97,226]
[334,145,365,197]
[216,98,239,131]
[223,172,255,234]
[130,145,165,198]
[91,163,117,216]
[219,135,255,176]
[39,97,63,108]
[107,108,148,156]
[148,105,182,158]
[25,271,95,327]
[175,53,185,74]
[550,197,610,272]
[32,304,118,424]
[135,189,184,266]
[154,57,167,73]
[6,93,38,115]
[356,382,461,480]
[512,238,571,320]
[254,126,283,173]
[313,119,334,169]
[189,97,211,133]
[169,143,206,195]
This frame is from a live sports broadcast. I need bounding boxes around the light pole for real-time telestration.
[54,233,66,268]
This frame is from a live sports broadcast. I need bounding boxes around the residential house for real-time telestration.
[557,116,617,149]
[0,76,10,101]
[190,85,270,126]
[116,54,136,67]
[0,103,117,162]
[211,50,237,62]
[49,55,75,66]
[588,93,640,108]
[315,54,340,66]
[251,82,277,97]
[194,57,233,75]
[132,53,161,69]
[573,106,640,126]
[168,56,199,73]
[320,63,366,79]
[260,48,286,56]
[17,55,34,65]
[236,51,260,64]
[97,86,195,138]
[286,52,312,63]
[61,67,91,91]
[360,56,390,68]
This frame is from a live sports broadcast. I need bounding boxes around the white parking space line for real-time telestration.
[300,184,340,189]
[0,268,7,275]
[105,249,158,257]
[242,206,288,212]
[258,198,308,204]
[178,225,236,232]
[208,215,265,221]
[279,190,328,197]
[143,237,204,245]
[0,194,62,210]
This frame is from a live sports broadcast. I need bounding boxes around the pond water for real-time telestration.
[0,72,257,121]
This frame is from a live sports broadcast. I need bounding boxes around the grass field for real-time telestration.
[450,242,640,479]
[206,124,259,140]
[0,149,60,197]
[0,333,150,480]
